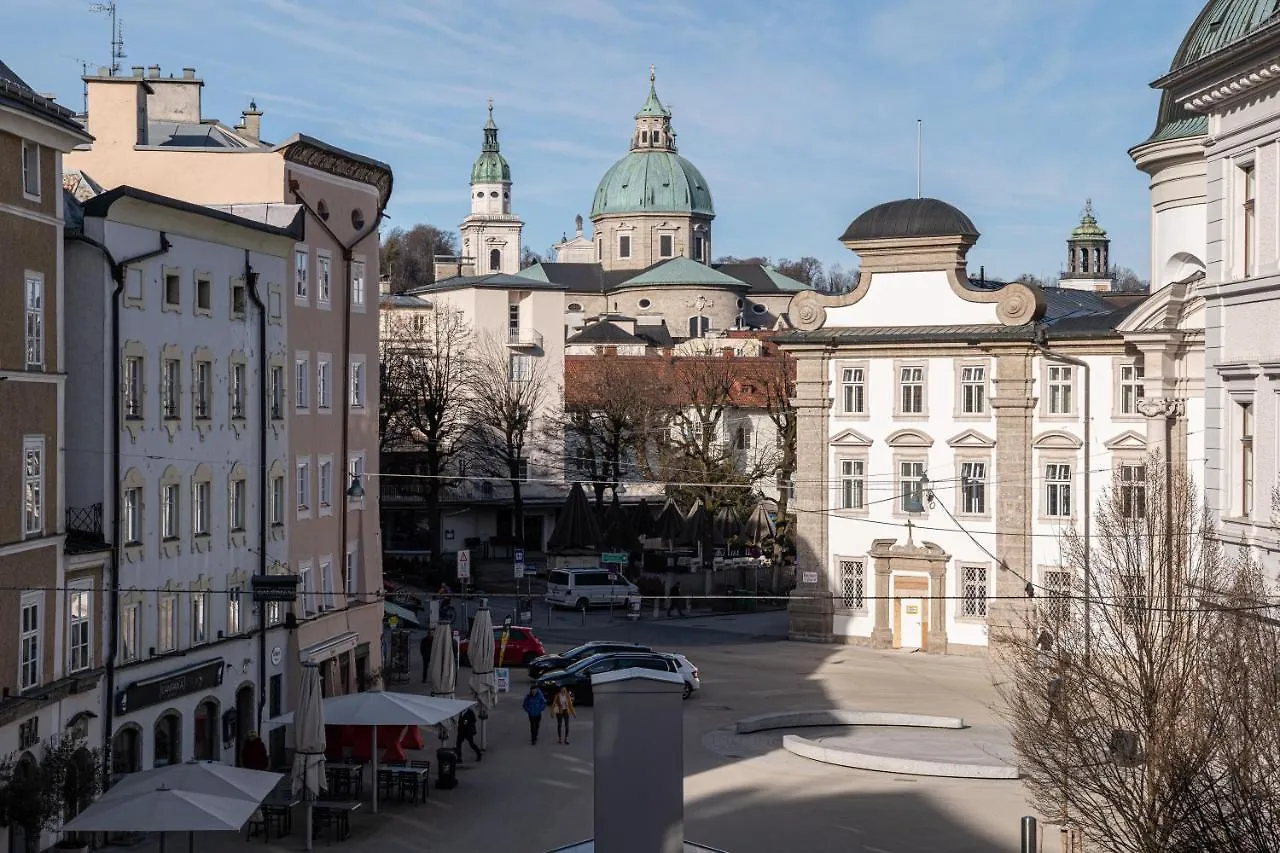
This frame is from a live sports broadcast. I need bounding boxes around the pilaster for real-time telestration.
[788,347,834,642]
[990,348,1035,638]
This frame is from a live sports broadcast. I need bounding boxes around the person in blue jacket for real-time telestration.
[522,684,547,745]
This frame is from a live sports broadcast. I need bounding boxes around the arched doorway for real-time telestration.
[235,684,254,767]
[193,697,219,761]
[111,724,141,776]
[8,752,38,853]
[153,710,181,767]
[64,747,96,821]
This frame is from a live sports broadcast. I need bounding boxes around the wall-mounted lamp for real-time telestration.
[346,475,365,499]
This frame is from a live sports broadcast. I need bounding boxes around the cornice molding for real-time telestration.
[1182,58,1280,113]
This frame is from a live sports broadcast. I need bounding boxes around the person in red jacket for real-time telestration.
[242,732,269,770]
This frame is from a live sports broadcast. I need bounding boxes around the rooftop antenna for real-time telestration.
[89,1,125,76]
[73,57,92,113]
[916,119,923,199]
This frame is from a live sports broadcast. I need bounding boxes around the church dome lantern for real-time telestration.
[471,99,511,185]
[840,197,978,243]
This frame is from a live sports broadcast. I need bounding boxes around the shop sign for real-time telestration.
[251,574,299,602]
[117,658,225,715]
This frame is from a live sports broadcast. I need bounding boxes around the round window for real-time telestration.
[638,298,652,310]
[351,208,366,230]
[490,191,499,198]
[736,298,744,309]
[476,192,484,198]
[503,191,509,198]
[752,304,767,314]
[567,303,583,312]
[316,200,330,221]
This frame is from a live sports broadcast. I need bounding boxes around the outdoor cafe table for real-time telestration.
[377,765,430,805]
[249,792,300,842]
[324,762,365,799]
[312,801,361,843]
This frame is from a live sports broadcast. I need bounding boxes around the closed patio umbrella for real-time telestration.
[429,622,458,699]
[600,494,639,553]
[631,497,655,538]
[712,504,742,546]
[291,663,326,851]
[547,482,602,552]
[742,502,775,545]
[467,605,498,747]
[654,499,685,545]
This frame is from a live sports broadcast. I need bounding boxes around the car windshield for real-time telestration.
[562,653,616,674]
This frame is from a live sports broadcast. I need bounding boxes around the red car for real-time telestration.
[459,625,546,668]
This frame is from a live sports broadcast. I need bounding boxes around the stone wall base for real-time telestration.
[787,590,834,643]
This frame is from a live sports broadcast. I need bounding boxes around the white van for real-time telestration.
[545,567,638,610]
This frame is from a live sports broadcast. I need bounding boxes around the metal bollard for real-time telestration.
[580,601,587,625]
[1020,816,1038,853]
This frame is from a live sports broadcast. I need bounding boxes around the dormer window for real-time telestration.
[641,131,648,143]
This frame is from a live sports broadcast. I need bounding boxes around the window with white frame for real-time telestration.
[123,486,142,544]
[297,459,311,512]
[227,585,242,635]
[1045,463,1072,517]
[899,460,926,512]
[230,477,247,532]
[1047,365,1073,415]
[960,365,986,414]
[1043,569,1072,625]
[23,437,43,536]
[345,549,357,596]
[299,563,315,617]
[270,365,285,420]
[1242,163,1257,278]
[350,358,366,407]
[319,458,333,509]
[509,353,532,382]
[193,479,211,537]
[296,356,310,409]
[320,559,333,610]
[193,359,212,419]
[195,275,212,313]
[1119,463,1146,520]
[191,589,209,644]
[960,461,987,515]
[231,279,247,318]
[295,249,309,299]
[162,357,182,419]
[21,140,39,197]
[231,362,246,419]
[841,366,865,415]
[120,601,140,662]
[836,558,866,611]
[899,365,924,414]
[348,453,365,499]
[20,592,41,690]
[317,358,331,410]
[317,254,331,305]
[267,597,283,627]
[1120,362,1145,415]
[25,275,43,368]
[732,423,752,450]
[1240,401,1255,517]
[270,474,285,526]
[840,459,864,510]
[68,583,92,672]
[162,483,180,539]
[351,260,366,310]
[158,592,177,652]
[164,272,181,308]
[124,355,144,418]
[960,565,988,617]
[1120,573,1147,627]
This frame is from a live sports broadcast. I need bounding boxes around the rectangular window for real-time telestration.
[841,367,865,415]
[317,359,331,410]
[164,273,181,308]
[960,365,986,414]
[231,362,247,419]
[1119,464,1146,520]
[69,584,92,672]
[618,234,631,258]
[345,549,357,596]
[194,360,212,419]
[231,280,247,317]
[295,249,309,299]
[1047,365,1073,415]
[297,459,311,511]
[899,366,924,414]
[124,355,144,418]
[515,457,530,482]
[270,475,285,526]
[1045,463,1072,517]
[351,260,366,309]
[162,483,180,539]
[21,140,39,197]
[296,356,310,409]
[227,585,242,635]
[23,437,43,536]
[230,478,247,532]
[348,453,365,499]
[961,566,988,617]
[350,359,366,407]
[319,458,333,508]
[270,365,285,419]
[317,254,331,304]
[1043,570,1072,625]
[899,460,926,513]
[20,593,40,690]
[193,480,211,536]
[694,235,704,262]
[1241,402,1255,516]
[158,593,177,652]
[837,558,866,611]
[508,303,521,334]
[191,590,209,644]
[195,275,212,312]
[1120,362,1145,415]
[320,559,333,611]
[509,354,531,382]
[162,358,181,419]
[1121,573,1147,627]
[840,459,864,510]
[120,602,140,662]
[659,234,673,257]
[1243,164,1257,278]
[24,276,43,368]
[123,486,142,544]
[960,461,987,515]
[299,564,315,617]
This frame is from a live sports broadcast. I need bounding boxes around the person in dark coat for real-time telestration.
[522,685,547,745]
[454,707,482,761]
[420,631,432,683]
[667,581,684,617]
[242,732,269,770]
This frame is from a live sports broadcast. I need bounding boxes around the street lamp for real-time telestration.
[346,474,365,499]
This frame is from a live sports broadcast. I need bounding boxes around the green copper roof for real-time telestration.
[636,65,670,118]
[1069,200,1108,240]
[619,257,743,287]
[514,263,551,282]
[471,100,511,184]
[761,265,810,292]
[1145,0,1280,144]
[591,150,714,217]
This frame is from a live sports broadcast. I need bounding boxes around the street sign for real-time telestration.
[601,551,628,565]
[514,547,525,579]
[456,549,471,581]
[608,571,617,582]
[801,571,819,584]
[251,574,298,602]
[495,668,511,693]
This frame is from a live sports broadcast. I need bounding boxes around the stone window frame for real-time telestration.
[21,138,40,201]
[118,588,145,662]
[121,340,148,439]
[893,358,929,420]
[268,355,287,434]
[230,274,248,321]
[319,554,335,612]
[1038,565,1073,627]
[1112,454,1148,521]
[189,575,213,646]
[296,455,313,520]
[191,347,215,439]
[1113,353,1146,420]
[124,266,145,310]
[953,358,992,420]
[159,344,185,437]
[295,351,311,412]
[953,453,993,520]
[268,281,283,325]
[316,352,333,413]
[297,559,316,618]
[956,561,992,622]
[191,463,214,552]
[835,454,869,515]
[1040,361,1079,420]
[1218,363,1260,521]
[159,465,183,558]
[350,355,367,408]
[615,223,635,261]
[228,462,248,548]
[294,245,310,304]
[832,554,868,614]
[162,265,183,313]
[315,249,333,309]
[22,435,44,538]
[225,569,249,637]
[157,581,180,654]
[121,467,146,562]
[348,451,367,510]
[835,360,869,420]
[318,454,334,518]
[351,255,367,314]
[1034,431,1082,523]
[267,460,287,540]
[887,430,933,518]
[193,270,214,318]
[24,270,45,370]
[228,351,249,435]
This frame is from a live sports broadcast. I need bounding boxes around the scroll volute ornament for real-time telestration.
[995,282,1046,327]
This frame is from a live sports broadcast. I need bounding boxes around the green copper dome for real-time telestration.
[471,101,511,184]
[1070,200,1108,240]
[1146,0,1280,144]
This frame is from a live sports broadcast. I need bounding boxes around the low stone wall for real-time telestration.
[782,734,1021,780]
[735,709,966,734]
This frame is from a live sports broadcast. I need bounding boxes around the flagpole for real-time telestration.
[916,119,923,199]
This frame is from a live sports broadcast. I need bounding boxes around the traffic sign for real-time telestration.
[601,551,628,565]
[514,547,525,579]
[456,549,471,581]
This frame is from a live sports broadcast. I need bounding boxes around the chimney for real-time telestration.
[575,213,584,238]
[592,668,685,853]
[182,67,196,80]
[96,66,109,77]
[131,66,144,78]
[234,100,263,143]
[147,65,161,78]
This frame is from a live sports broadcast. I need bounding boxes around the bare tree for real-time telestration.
[379,308,476,564]
[759,352,796,578]
[465,338,554,549]
[380,224,458,293]
[994,459,1280,853]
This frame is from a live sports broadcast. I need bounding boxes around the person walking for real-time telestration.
[552,686,576,745]
[522,685,547,745]
[667,581,683,617]
[420,631,432,683]
[455,706,482,761]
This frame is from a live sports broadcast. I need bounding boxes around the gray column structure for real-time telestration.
[787,346,834,642]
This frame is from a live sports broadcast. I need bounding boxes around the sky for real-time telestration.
[7,0,1207,281]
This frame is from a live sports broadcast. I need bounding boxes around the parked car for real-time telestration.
[666,653,701,699]
[545,567,639,610]
[459,625,546,668]
[534,651,678,705]
[527,641,652,679]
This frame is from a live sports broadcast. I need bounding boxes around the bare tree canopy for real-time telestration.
[520,246,543,269]
[995,460,1280,853]
[380,224,458,294]
[713,255,858,293]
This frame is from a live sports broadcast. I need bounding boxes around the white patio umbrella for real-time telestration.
[291,663,326,851]
[95,761,282,805]
[429,623,458,698]
[272,691,473,814]
[467,605,498,748]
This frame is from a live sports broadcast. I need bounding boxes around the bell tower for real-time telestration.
[1059,199,1115,292]
[460,100,523,275]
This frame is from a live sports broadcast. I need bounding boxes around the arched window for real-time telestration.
[112,725,141,775]
[489,248,501,271]
[688,316,710,338]
[154,711,181,767]
[1079,247,1089,273]
[194,697,219,761]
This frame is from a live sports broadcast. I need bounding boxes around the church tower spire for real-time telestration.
[1058,199,1115,292]
[632,65,676,152]
[461,99,522,275]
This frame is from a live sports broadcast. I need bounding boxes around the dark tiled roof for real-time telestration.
[634,322,674,347]
[0,59,91,138]
[713,263,810,294]
[526,262,635,294]
[841,198,979,242]
[146,120,251,149]
[566,321,647,345]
